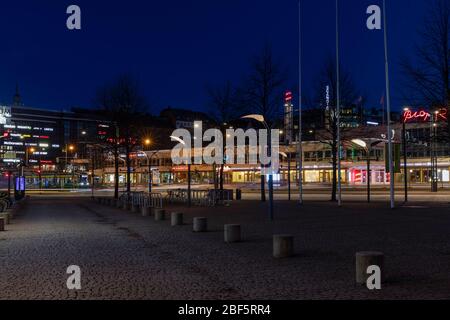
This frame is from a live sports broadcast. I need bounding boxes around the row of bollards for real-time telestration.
[95,197,384,285]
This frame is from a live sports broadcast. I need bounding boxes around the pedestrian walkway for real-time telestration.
[1,197,450,299]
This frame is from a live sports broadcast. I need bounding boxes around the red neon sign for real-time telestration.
[285,91,293,103]
[403,109,448,123]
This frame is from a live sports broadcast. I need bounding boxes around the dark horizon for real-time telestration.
[0,0,431,114]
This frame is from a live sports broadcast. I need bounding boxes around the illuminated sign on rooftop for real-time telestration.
[403,108,448,123]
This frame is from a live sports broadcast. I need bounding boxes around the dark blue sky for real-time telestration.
[0,0,429,114]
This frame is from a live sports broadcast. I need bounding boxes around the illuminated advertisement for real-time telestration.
[0,106,12,125]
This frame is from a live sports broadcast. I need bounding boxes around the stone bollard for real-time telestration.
[356,252,385,285]
[0,217,5,231]
[273,235,294,258]
[224,224,241,243]
[141,206,152,217]
[171,212,184,226]
[116,200,122,209]
[193,217,207,232]
[122,201,128,210]
[131,204,139,213]
[1,213,10,225]
[154,209,166,221]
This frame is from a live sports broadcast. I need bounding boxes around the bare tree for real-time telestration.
[313,57,362,201]
[95,74,149,196]
[240,44,288,121]
[401,0,450,136]
[239,44,288,200]
[206,80,237,190]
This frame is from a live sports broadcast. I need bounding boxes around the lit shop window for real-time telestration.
[17,126,32,130]
[4,125,16,129]
[3,159,21,163]
[4,141,24,146]
[39,143,49,147]
[44,128,54,132]
[52,144,60,148]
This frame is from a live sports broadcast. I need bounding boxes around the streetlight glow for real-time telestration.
[352,139,367,148]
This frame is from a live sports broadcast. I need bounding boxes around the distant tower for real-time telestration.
[284,91,294,144]
[13,83,22,106]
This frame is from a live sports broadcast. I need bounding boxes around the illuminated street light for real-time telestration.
[241,114,273,220]
[351,139,367,149]
[351,138,384,203]
[170,135,191,206]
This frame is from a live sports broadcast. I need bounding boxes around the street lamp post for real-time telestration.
[170,135,192,207]
[187,163,192,207]
[402,108,409,202]
[352,139,383,203]
[143,139,153,193]
[242,114,274,220]
[430,111,439,192]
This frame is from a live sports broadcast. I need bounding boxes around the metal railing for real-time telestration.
[119,192,163,209]
[166,189,232,207]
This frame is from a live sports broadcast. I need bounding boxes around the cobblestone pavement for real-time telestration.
[1,197,450,300]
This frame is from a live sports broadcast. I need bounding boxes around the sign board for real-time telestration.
[15,176,26,191]
[0,106,12,125]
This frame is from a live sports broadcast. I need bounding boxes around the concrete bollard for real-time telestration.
[171,212,183,226]
[193,217,207,232]
[154,209,166,221]
[141,206,152,217]
[0,217,4,231]
[131,204,139,213]
[273,235,294,258]
[116,200,122,209]
[356,251,385,285]
[224,224,241,243]
[122,201,128,210]
[0,213,10,225]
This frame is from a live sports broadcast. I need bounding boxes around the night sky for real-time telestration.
[0,0,430,114]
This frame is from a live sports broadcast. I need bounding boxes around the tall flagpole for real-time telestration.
[383,0,395,209]
[336,0,342,206]
[298,0,303,205]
